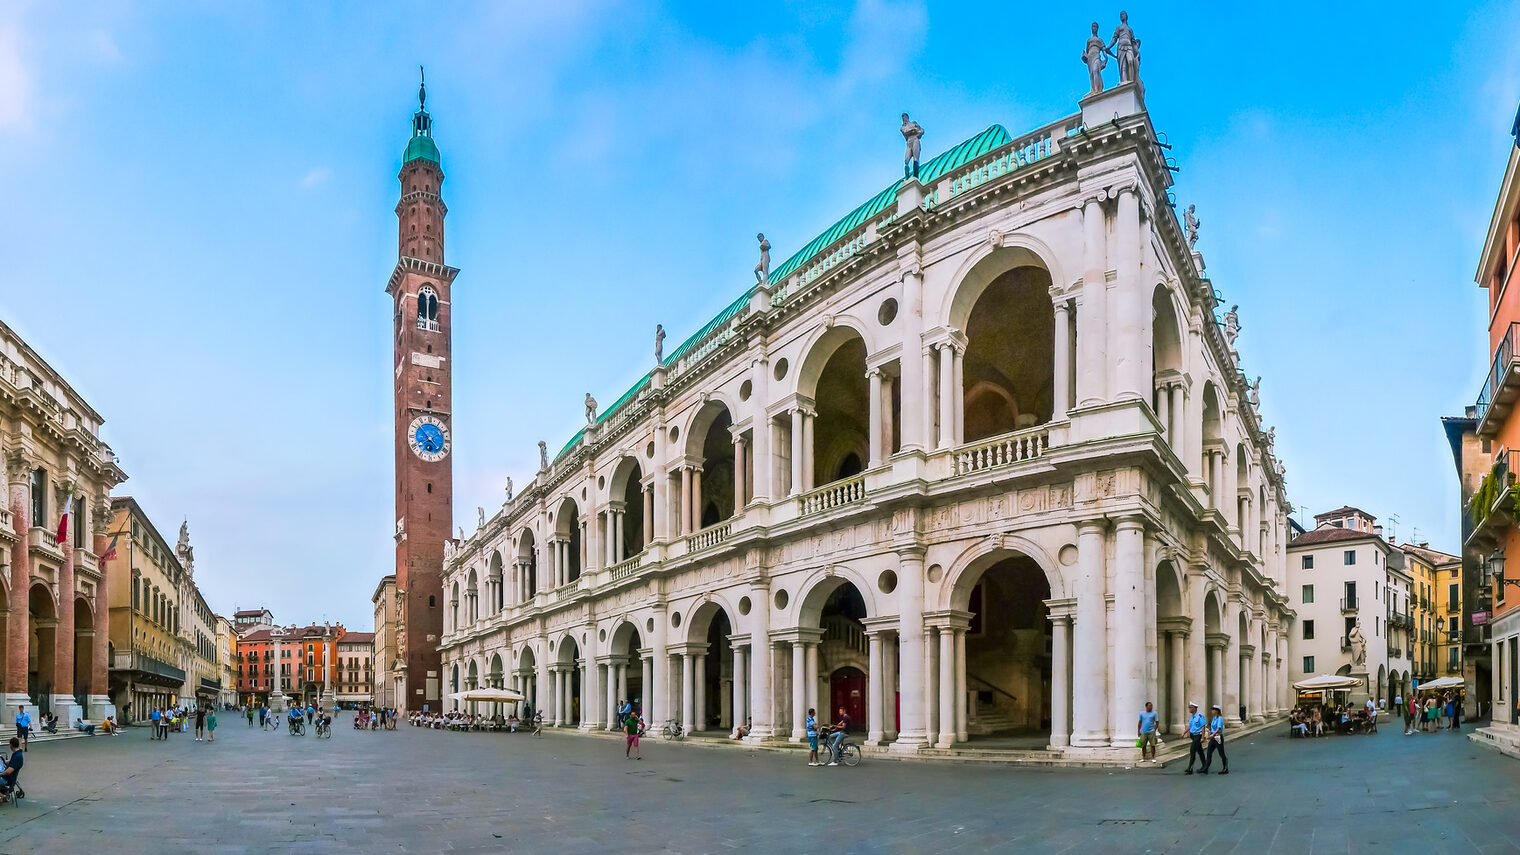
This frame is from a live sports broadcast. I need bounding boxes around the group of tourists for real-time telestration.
[411,709,536,732]
[354,707,396,730]
[147,704,218,741]
[1402,692,1463,734]
[1289,698,1379,737]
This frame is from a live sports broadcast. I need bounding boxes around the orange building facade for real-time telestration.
[234,621,346,708]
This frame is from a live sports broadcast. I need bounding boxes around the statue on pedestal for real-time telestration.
[753,235,770,285]
[1184,204,1200,248]
[1222,304,1240,351]
[504,477,514,502]
[900,113,924,179]
[1107,11,1141,85]
[477,506,485,530]
[1249,376,1261,409]
[654,324,666,364]
[1082,22,1108,94]
[584,393,598,425]
[1348,621,1367,667]
[538,441,549,471]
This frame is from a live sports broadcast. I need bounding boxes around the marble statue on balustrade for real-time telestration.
[1107,11,1141,84]
[458,526,465,541]
[444,539,455,561]
[504,477,513,502]
[1348,621,1367,667]
[654,324,665,365]
[1265,426,1276,453]
[584,393,598,426]
[1222,304,1240,352]
[901,113,923,179]
[753,235,770,285]
[1184,204,1200,248]
[477,506,485,530]
[538,440,549,471]
[1082,22,1108,94]
[1249,376,1261,409]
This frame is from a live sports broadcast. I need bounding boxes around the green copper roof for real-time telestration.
[551,123,1013,464]
[404,134,440,165]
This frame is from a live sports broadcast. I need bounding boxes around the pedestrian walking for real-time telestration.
[149,706,161,740]
[1184,702,1205,774]
[258,706,267,728]
[13,706,28,749]
[623,710,641,760]
[195,705,207,741]
[246,707,254,727]
[1137,701,1160,762]
[806,708,821,767]
[1452,696,1463,732]
[207,710,217,742]
[1201,704,1229,775]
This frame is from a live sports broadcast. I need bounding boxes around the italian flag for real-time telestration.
[55,497,72,546]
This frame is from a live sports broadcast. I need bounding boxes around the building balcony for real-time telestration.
[1389,646,1403,658]
[110,651,186,687]
[1340,597,1359,614]
[1466,448,1515,552]
[1477,322,1520,438]
[1340,636,1352,652]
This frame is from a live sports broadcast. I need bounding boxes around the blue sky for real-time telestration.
[2,1,1517,629]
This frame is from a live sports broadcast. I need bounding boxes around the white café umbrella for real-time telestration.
[1417,676,1464,691]
[448,687,526,703]
[1293,674,1362,691]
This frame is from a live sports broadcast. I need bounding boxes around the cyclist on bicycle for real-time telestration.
[826,707,851,766]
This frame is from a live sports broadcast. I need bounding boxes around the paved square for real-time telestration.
[1,714,1517,854]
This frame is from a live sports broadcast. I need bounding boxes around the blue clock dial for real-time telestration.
[415,423,444,453]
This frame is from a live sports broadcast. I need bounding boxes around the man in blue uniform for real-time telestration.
[1202,704,1229,775]
[1183,702,1206,775]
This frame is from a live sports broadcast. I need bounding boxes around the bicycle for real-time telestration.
[661,720,685,741]
[820,728,861,767]
[288,718,305,736]
[315,719,331,739]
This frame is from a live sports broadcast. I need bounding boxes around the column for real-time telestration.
[867,368,884,468]
[1156,384,1170,442]
[1208,643,1224,710]
[790,409,804,496]
[937,342,955,450]
[1051,294,1070,421]
[581,656,595,729]
[954,627,968,743]
[1169,385,1186,455]
[54,492,79,725]
[680,653,695,734]
[1240,652,1252,722]
[640,655,652,713]
[1071,520,1109,747]
[732,645,747,733]
[694,653,707,731]
[749,358,774,502]
[1222,447,1238,532]
[653,422,670,544]
[899,255,926,452]
[790,642,806,741]
[614,510,625,563]
[748,581,773,741]
[550,668,562,726]
[867,632,885,743]
[936,627,955,747]
[6,460,31,705]
[603,664,615,729]
[651,608,668,728]
[1076,196,1108,406]
[1111,517,1146,747]
[1223,600,1241,722]
[691,468,703,533]
[883,633,899,739]
[801,411,815,490]
[1169,631,1186,734]
[892,548,928,750]
[1049,615,1072,747]
[804,642,819,719]
[680,467,693,535]
[1112,185,1145,400]
[951,343,965,445]
[1209,452,1223,510]
[733,436,747,510]
[643,485,654,545]
[90,505,111,719]
[925,627,939,745]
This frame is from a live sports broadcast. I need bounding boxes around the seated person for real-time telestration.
[73,717,95,736]
[42,713,58,734]
[102,716,117,736]
[733,717,752,740]
[508,715,520,732]
[0,737,22,801]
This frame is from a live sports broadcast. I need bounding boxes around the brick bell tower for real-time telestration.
[386,69,457,713]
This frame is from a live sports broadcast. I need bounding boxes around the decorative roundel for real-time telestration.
[408,414,451,462]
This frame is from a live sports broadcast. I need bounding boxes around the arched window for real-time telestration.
[417,286,440,331]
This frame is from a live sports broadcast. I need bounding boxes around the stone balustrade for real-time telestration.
[950,425,1052,477]
[685,521,732,553]
[797,474,866,517]
[607,554,642,583]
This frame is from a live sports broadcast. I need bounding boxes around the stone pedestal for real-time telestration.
[87,694,115,723]
[51,695,84,732]
[321,689,337,713]
[268,691,288,714]
[1079,80,1145,127]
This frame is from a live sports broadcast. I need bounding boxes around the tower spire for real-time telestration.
[418,65,426,110]
[404,68,439,165]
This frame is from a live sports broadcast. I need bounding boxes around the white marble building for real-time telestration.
[438,81,1292,758]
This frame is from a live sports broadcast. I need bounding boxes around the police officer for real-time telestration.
[1183,701,1206,775]
[1202,704,1230,775]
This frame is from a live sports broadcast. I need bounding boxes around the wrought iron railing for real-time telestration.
[1476,322,1520,424]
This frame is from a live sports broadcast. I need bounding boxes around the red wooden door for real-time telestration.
[830,667,867,728]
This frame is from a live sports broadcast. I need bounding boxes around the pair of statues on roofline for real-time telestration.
[1082,11,1141,96]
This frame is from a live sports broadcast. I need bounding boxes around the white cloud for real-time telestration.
[300,167,332,189]
[0,24,33,132]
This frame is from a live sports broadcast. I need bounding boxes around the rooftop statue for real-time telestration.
[753,234,771,285]
[1222,304,1240,350]
[654,324,666,365]
[584,393,598,425]
[1249,376,1261,409]
[504,477,514,502]
[477,506,485,530]
[1082,22,1108,94]
[1108,11,1141,85]
[901,113,924,179]
[1184,204,1200,248]
[458,526,465,541]
[538,440,549,471]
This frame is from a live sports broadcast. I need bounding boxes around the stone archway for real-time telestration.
[949,554,1053,747]
[684,601,734,733]
[28,583,57,716]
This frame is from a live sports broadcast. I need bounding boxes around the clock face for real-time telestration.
[408,414,451,462]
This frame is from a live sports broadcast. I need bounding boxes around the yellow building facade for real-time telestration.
[1401,544,1463,682]
[105,497,189,721]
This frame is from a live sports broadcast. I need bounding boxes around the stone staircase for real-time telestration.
[1468,724,1520,760]
[24,729,93,745]
[968,701,1017,737]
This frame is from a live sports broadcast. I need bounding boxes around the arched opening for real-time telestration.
[682,403,736,531]
[1238,610,1250,722]
[686,603,734,733]
[1201,383,1223,503]
[465,569,479,626]
[518,531,538,599]
[556,637,582,726]
[1156,562,1185,733]
[1152,285,1185,447]
[449,663,460,705]
[555,499,582,584]
[959,555,1052,746]
[1203,592,1223,707]
[488,654,504,689]
[74,598,93,710]
[449,582,460,634]
[28,584,57,716]
[819,584,869,730]
[962,266,1055,441]
[609,622,645,717]
[813,336,869,485]
[1377,664,1387,709]
[517,646,538,718]
[489,551,504,613]
[610,458,647,560]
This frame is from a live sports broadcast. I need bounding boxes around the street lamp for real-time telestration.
[1488,550,1520,590]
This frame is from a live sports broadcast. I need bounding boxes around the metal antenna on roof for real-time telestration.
[1386,512,1400,543]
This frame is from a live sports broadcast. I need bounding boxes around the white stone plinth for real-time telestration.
[1079,81,1145,127]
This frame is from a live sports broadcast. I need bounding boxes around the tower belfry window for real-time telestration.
[417,286,439,331]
